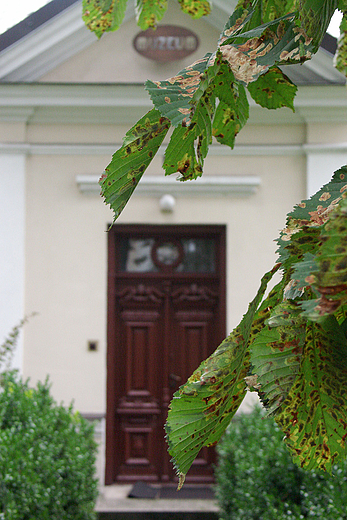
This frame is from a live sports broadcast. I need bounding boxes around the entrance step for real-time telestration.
[96,485,219,519]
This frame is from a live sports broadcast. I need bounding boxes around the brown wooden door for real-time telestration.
[105,225,226,485]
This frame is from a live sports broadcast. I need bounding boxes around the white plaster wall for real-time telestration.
[306,123,347,197]
[24,153,113,412]
[0,154,26,371]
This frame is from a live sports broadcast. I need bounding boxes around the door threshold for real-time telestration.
[96,484,219,514]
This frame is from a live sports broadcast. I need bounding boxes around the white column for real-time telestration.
[306,147,347,198]
[0,153,26,371]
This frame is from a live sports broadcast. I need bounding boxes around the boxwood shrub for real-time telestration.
[0,371,98,519]
[216,406,347,520]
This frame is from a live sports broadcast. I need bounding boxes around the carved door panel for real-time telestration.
[106,225,226,485]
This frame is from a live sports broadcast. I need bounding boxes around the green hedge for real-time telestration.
[216,406,347,520]
[0,371,98,520]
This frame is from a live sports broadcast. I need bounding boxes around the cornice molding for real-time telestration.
[76,174,261,196]
[0,142,304,156]
[304,143,347,153]
[2,141,347,158]
[0,142,347,157]
[0,84,346,125]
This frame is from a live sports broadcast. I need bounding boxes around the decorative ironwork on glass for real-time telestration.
[120,238,158,272]
[120,237,216,273]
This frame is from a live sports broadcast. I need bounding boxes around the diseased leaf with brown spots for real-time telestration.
[295,192,347,320]
[297,0,337,51]
[135,0,167,30]
[334,10,347,77]
[162,85,214,180]
[219,11,315,85]
[177,0,211,18]
[261,0,297,23]
[82,0,127,38]
[247,66,297,111]
[161,59,249,179]
[277,166,347,268]
[145,55,211,127]
[212,63,249,148]
[276,317,347,472]
[250,301,306,416]
[280,226,321,273]
[99,108,170,220]
[162,56,224,180]
[165,265,279,479]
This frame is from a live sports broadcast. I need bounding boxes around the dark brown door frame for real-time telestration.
[105,224,226,485]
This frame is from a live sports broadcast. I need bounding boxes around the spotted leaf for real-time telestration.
[82,0,127,38]
[296,193,347,320]
[177,0,211,18]
[99,109,170,220]
[212,63,249,147]
[277,166,347,268]
[165,265,279,481]
[219,11,315,85]
[334,10,347,77]
[135,0,167,30]
[250,301,306,416]
[276,317,347,472]
[145,55,212,127]
[163,85,214,180]
[279,226,321,273]
[247,66,297,111]
[297,0,337,51]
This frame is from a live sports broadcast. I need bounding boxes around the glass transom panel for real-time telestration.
[120,237,216,273]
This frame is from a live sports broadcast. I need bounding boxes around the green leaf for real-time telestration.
[177,0,212,18]
[297,193,347,320]
[289,252,318,293]
[280,226,321,272]
[219,5,255,41]
[145,55,212,127]
[212,64,249,147]
[162,86,214,180]
[297,0,337,51]
[250,301,306,416]
[277,166,347,268]
[99,109,170,220]
[82,0,128,38]
[165,264,280,482]
[225,11,297,41]
[247,66,297,111]
[261,0,298,23]
[334,11,347,80]
[161,58,250,178]
[219,12,314,84]
[276,317,347,472]
[135,0,168,30]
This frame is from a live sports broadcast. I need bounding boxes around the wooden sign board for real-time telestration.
[133,25,199,62]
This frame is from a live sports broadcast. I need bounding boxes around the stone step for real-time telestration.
[96,484,219,518]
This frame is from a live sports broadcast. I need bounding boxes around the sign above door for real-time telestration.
[133,25,199,62]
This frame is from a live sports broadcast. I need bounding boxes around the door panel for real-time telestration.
[106,225,226,485]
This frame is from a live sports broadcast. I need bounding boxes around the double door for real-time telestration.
[105,225,226,484]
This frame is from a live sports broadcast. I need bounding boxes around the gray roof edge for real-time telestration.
[0,0,80,52]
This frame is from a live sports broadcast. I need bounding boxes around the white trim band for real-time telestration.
[76,174,261,196]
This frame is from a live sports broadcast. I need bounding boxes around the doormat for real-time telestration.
[128,481,159,499]
[159,486,215,499]
[128,482,215,500]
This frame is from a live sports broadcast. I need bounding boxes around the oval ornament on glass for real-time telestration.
[133,25,199,62]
